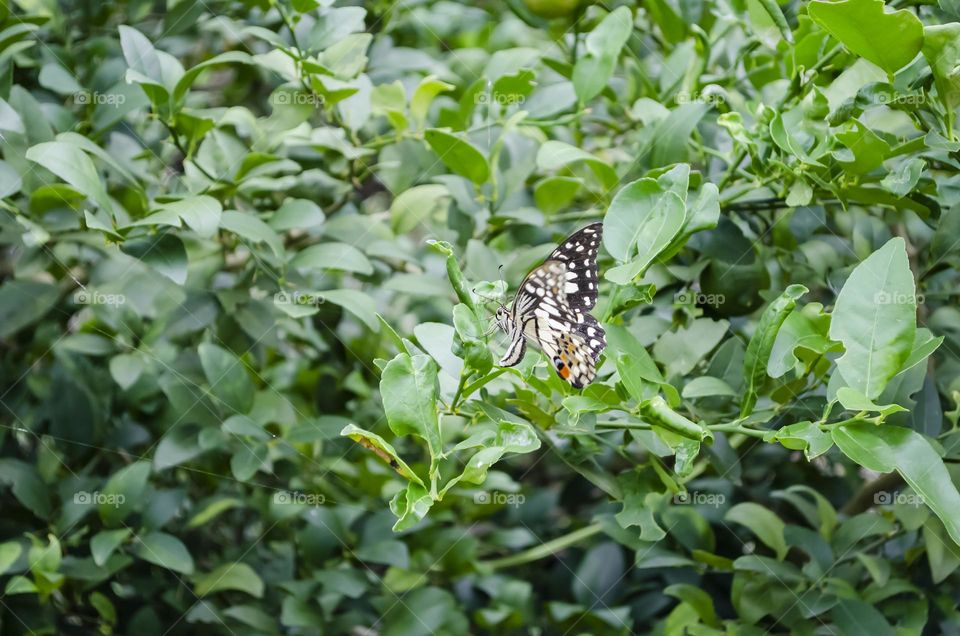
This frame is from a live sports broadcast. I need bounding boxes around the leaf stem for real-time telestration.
[482,522,603,570]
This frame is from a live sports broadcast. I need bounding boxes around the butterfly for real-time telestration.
[493,223,606,388]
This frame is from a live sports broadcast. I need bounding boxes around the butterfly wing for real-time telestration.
[509,259,605,388]
[498,318,526,367]
[544,222,602,318]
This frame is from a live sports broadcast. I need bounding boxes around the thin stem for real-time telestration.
[449,372,469,412]
[160,119,218,183]
[482,523,603,570]
[595,421,652,430]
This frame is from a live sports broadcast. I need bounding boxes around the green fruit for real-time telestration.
[523,0,582,18]
[700,259,771,318]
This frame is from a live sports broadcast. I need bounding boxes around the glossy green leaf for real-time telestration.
[195,562,264,597]
[120,233,188,285]
[572,7,633,102]
[380,353,442,459]
[829,238,916,399]
[808,0,923,74]
[424,129,490,184]
[198,343,256,414]
[341,423,425,486]
[134,532,194,574]
[741,284,807,416]
[603,178,685,282]
[833,422,960,546]
[725,502,788,559]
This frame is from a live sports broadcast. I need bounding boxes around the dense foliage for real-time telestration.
[4,0,960,633]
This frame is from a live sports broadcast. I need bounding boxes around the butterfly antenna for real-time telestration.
[472,286,499,303]
[497,264,507,305]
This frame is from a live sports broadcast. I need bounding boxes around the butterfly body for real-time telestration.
[495,223,606,388]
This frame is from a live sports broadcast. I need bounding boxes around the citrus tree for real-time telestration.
[2,0,960,633]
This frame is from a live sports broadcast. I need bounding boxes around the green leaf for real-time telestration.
[833,422,960,547]
[445,420,540,491]
[603,178,685,282]
[99,461,151,525]
[186,497,244,528]
[173,51,251,103]
[536,140,617,190]
[0,159,22,197]
[290,242,373,275]
[0,281,59,340]
[753,0,793,43]
[923,24,960,118]
[682,377,736,398]
[534,176,582,214]
[572,7,633,102]
[931,203,960,262]
[118,25,165,87]
[318,33,371,79]
[230,443,267,481]
[835,387,907,417]
[340,423,425,486]
[390,184,450,234]
[424,129,490,184]
[808,0,923,75]
[90,529,131,567]
[830,599,895,635]
[134,532,195,574]
[221,210,285,259]
[159,195,222,239]
[411,75,454,126]
[881,157,924,197]
[836,120,891,175]
[725,502,788,559]
[269,198,325,231]
[380,353,442,459]
[924,517,960,583]
[120,233,188,285]
[389,482,433,531]
[768,421,833,460]
[768,303,837,378]
[0,542,22,575]
[427,240,476,311]
[653,318,728,378]
[195,562,264,598]
[572,542,625,606]
[829,237,916,399]
[741,284,808,416]
[198,343,256,414]
[664,584,720,627]
[153,425,205,471]
[109,353,145,390]
[25,141,114,214]
[322,289,380,331]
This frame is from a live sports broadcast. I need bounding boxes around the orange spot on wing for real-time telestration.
[559,366,570,379]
